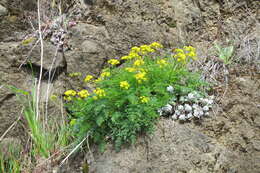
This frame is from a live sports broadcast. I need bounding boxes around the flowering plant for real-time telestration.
[65,42,207,151]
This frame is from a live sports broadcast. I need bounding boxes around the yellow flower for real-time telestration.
[84,75,93,82]
[128,51,141,59]
[64,96,72,101]
[121,56,130,60]
[174,48,184,54]
[133,59,144,67]
[101,71,111,78]
[150,42,163,49]
[140,96,149,103]
[140,45,155,55]
[131,46,141,53]
[186,51,195,57]
[108,59,120,65]
[135,72,147,83]
[156,59,168,67]
[183,46,197,60]
[174,53,186,62]
[64,90,77,96]
[183,46,196,52]
[78,89,90,98]
[94,88,106,98]
[70,119,76,126]
[94,78,102,83]
[125,67,136,72]
[120,81,130,90]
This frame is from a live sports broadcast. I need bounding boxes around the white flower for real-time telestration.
[175,110,181,115]
[180,96,185,102]
[207,99,214,105]
[166,85,174,93]
[199,111,204,116]
[193,110,200,118]
[161,104,173,113]
[188,93,195,100]
[200,98,209,105]
[179,114,186,121]
[203,106,209,111]
[184,104,192,112]
[187,113,193,119]
[192,104,199,109]
[177,105,184,111]
[172,114,178,120]
[205,112,210,116]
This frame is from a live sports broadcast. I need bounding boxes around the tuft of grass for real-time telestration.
[0,141,21,173]
[7,83,71,161]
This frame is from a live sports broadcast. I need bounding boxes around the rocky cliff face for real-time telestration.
[0,0,259,172]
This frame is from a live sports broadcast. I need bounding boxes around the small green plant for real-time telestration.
[65,43,208,151]
[214,42,234,65]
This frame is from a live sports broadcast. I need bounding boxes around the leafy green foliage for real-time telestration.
[214,42,234,65]
[65,43,208,151]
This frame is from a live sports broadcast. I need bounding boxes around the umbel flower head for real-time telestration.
[64,89,77,101]
[84,75,93,82]
[108,59,120,65]
[120,81,130,90]
[140,96,149,103]
[157,59,168,67]
[133,59,144,67]
[64,90,77,96]
[94,88,106,98]
[77,89,90,98]
[135,72,147,83]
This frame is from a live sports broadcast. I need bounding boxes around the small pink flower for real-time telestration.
[68,21,77,27]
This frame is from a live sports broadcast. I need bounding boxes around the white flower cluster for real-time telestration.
[158,86,214,121]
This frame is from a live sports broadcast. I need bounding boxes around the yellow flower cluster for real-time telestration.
[135,72,147,83]
[133,59,144,67]
[150,42,163,49]
[120,81,130,90]
[64,89,77,101]
[140,45,155,55]
[64,90,77,96]
[101,71,111,78]
[140,96,149,103]
[84,75,93,82]
[120,42,163,60]
[184,46,196,59]
[173,46,197,63]
[108,59,120,65]
[121,50,141,60]
[156,59,168,67]
[78,89,90,98]
[64,89,91,101]
[125,67,136,72]
[94,88,106,98]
